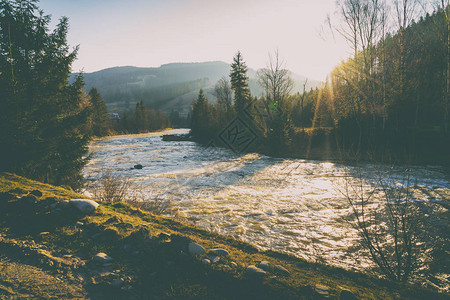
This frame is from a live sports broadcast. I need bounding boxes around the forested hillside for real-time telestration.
[71,62,319,115]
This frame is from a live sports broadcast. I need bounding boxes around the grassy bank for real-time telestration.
[0,172,447,299]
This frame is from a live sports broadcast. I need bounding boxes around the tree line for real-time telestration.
[190,2,450,164]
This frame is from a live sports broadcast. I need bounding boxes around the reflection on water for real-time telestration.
[84,129,450,279]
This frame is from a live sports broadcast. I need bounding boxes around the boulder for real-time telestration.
[133,164,143,169]
[208,248,229,256]
[94,252,113,263]
[315,284,330,298]
[258,261,270,271]
[202,259,211,265]
[69,199,99,213]
[158,232,170,240]
[188,242,205,256]
[246,265,267,277]
[274,265,290,277]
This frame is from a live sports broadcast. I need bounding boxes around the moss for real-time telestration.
[0,172,447,299]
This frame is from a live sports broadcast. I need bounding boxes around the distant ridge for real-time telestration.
[71,61,320,114]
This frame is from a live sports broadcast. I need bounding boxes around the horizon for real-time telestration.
[73,60,320,82]
[39,0,350,82]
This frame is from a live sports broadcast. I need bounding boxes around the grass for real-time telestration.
[0,172,448,299]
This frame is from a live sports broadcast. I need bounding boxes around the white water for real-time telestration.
[84,129,450,274]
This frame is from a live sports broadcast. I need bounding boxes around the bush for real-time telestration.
[88,170,171,215]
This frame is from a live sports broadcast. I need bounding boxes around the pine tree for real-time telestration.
[190,89,213,139]
[230,51,251,114]
[0,0,90,189]
[135,100,150,132]
[88,87,110,137]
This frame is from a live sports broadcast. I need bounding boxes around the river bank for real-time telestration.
[1,172,447,299]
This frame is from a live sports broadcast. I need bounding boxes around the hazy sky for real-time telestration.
[39,0,351,81]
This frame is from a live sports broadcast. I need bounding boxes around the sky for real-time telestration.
[38,0,351,81]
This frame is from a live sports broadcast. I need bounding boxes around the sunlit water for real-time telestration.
[84,129,450,287]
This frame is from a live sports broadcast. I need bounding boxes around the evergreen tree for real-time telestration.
[88,87,110,137]
[0,0,90,189]
[190,89,213,139]
[230,51,251,113]
[135,100,150,133]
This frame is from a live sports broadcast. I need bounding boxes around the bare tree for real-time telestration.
[213,76,233,112]
[331,0,388,146]
[257,50,294,114]
[300,79,308,132]
[340,167,423,282]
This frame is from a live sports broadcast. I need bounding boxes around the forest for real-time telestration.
[190,4,450,165]
[0,0,172,188]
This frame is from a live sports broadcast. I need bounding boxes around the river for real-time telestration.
[83,129,450,289]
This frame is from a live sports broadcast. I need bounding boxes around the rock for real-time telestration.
[340,289,357,300]
[158,232,170,240]
[76,221,84,227]
[315,284,330,298]
[30,190,43,197]
[94,253,113,262]
[246,265,267,277]
[208,256,220,264]
[274,265,290,277]
[133,164,143,169]
[230,262,238,268]
[202,259,211,265]
[208,248,229,256]
[188,242,205,255]
[258,261,270,271]
[69,199,99,213]
[38,232,50,237]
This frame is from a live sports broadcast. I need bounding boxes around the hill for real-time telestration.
[71,62,321,115]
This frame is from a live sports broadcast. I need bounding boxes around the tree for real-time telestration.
[341,167,423,282]
[230,51,251,114]
[257,51,294,115]
[135,100,150,132]
[257,51,294,149]
[190,89,214,139]
[88,87,110,137]
[0,0,90,189]
[214,76,233,113]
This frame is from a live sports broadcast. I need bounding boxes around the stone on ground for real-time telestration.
[69,199,99,213]
[94,253,113,263]
[188,242,205,255]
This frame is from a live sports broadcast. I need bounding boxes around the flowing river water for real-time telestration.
[84,129,450,289]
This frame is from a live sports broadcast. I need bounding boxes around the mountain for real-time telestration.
[72,61,321,115]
